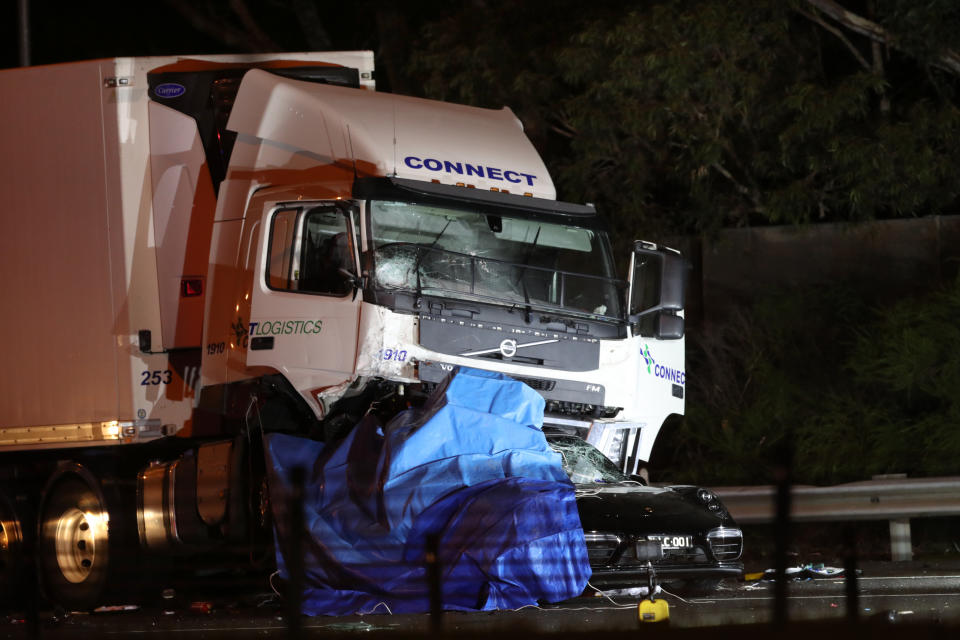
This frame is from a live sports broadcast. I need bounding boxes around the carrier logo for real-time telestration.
[403,156,537,186]
[154,83,186,99]
[642,344,686,385]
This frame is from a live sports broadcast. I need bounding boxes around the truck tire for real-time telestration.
[37,465,118,610]
[0,492,26,602]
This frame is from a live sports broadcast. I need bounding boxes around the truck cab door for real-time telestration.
[246,200,362,411]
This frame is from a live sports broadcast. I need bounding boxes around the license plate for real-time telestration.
[651,535,692,549]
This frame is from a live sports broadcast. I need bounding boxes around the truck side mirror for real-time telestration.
[627,241,686,340]
[657,250,685,312]
[338,267,363,300]
[654,312,684,340]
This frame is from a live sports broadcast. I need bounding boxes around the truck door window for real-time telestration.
[267,206,356,296]
[267,208,298,289]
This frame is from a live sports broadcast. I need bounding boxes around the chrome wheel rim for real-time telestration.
[0,501,23,572]
[54,507,100,584]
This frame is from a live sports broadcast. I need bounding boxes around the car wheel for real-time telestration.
[37,466,117,610]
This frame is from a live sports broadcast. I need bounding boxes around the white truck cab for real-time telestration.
[191,70,688,470]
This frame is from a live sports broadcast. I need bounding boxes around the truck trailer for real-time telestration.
[0,52,687,609]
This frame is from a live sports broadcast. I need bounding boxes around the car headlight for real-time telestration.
[696,488,724,513]
[707,526,743,560]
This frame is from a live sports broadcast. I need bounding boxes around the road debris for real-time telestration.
[189,602,213,614]
[758,564,854,581]
[92,605,139,614]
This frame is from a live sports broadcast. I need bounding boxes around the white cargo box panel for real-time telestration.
[0,59,146,431]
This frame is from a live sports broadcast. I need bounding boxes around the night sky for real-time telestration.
[2,1,388,72]
[7,1,198,69]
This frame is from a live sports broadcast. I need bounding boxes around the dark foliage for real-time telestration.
[652,277,960,485]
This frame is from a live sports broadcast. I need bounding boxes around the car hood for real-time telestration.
[574,483,727,534]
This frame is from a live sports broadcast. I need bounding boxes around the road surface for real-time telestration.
[3,560,960,638]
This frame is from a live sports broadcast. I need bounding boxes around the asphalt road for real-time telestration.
[4,560,960,638]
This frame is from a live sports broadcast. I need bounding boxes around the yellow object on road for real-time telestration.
[638,598,669,623]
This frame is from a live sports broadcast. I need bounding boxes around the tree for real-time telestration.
[408,0,621,153]
[653,276,960,485]
[548,0,960,239]
[800,0,960,77]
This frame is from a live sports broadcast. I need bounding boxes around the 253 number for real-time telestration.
[140,369,173,386]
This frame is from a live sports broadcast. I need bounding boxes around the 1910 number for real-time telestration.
[382,348,408,362]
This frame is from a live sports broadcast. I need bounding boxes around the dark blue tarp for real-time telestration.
[265,367,590,615]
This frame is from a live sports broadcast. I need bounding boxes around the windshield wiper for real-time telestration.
[414,218,453,309]
[516,225,541,323]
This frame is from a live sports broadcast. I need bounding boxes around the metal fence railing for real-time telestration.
[714,475,960,561]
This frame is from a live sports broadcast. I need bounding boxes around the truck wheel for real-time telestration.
[0,492,26,601]
[37,467,114,610]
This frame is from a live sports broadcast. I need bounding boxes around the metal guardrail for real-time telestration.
[713,475,960,523]
[713,475,960,561]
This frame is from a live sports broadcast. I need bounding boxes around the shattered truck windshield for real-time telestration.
[369,201,623,319]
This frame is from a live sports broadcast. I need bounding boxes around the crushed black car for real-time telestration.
[546,433,743,592]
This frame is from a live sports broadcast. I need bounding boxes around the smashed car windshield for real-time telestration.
[547,435,628,484]
[369,200,623,319]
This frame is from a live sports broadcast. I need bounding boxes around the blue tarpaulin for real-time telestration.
[264,367,590,615]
